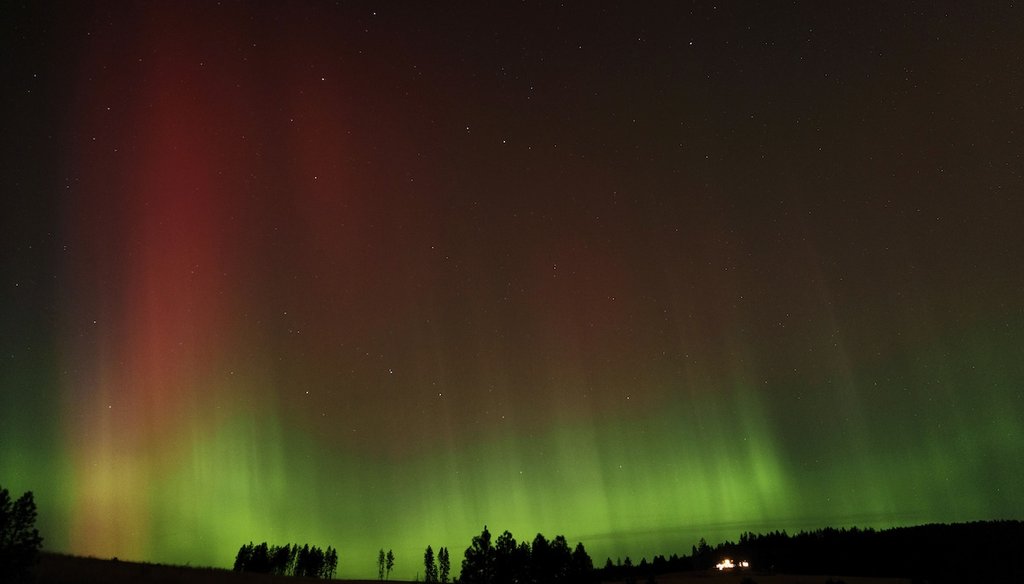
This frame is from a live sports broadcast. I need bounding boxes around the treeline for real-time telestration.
[455,526,594,584]
[0,487,43,583]
[597,520,1024,584]
[422,545,450,583]
[233,541,338,579]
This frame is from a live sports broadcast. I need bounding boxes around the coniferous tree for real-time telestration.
[694,538,712,570]
[494,531,517,584]
[295,544,310,577]
[569,542,593,584]
[325,546,338,579]
[310,546,325,578]
[270,544,292,575]
[530,533,550,584]
[550,535,571,582]
[251,542,271,573]
[288,543,301,575]
[315,546,326,578]
[425,545,438,583]
[638,558,653,584]
[601,557,617,582]
[514,541,532,584]
[379,548,387,581]
[0,487,43,584]
[234,543,254,572]
[461,525,495,584]
[439,546,451,584]
[231,540,336,579]
[453,528,594,584]
[288,544,300,576]
[386,549,395,581]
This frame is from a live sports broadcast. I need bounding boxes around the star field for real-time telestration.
[2,1,1023,579]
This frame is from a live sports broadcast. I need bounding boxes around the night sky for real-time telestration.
[2,1,1023,579]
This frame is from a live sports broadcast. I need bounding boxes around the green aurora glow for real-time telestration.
[2,2,1023,579]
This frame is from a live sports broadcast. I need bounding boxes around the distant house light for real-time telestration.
[715,558,750,571]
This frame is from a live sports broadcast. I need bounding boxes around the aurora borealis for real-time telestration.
[2,1,1023,579]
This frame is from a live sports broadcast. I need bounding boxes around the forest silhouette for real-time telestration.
[226,521,1023,583]
[598,521,1024,584]
[451,526,594,584]
[232,541,338,578]
[6,484,1022,584]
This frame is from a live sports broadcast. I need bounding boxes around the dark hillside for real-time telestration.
[32,552,382,584]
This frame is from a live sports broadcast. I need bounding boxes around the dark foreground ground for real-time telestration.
[648,574,909,584]
[32,552,378,584]
[32,553,911,584]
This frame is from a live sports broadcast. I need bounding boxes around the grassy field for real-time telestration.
[31,554,912,584]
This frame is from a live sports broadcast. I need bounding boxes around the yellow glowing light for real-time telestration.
[715,558,750,571]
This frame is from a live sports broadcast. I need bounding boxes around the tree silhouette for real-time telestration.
[252,542,271,573]
[585,521,1024,583]
[494,530,518,584]
[461,525,495,584]
[386,548,395,580]
[325,546,339,579]
[271,544,293,575]
[439,546,451,584]
[531,533,550,584]
[622,556,635,584]
[693,537,712,570]
[234,543,253,572]
[0,487,43,584]
[294,544,310,577]
[514,541,531,584]
[549,535,572,582]
[232,541,335,579]
[379,548,387,581]
[570,542,594,584]
[457,527,594,584]
[425,545,438,583]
